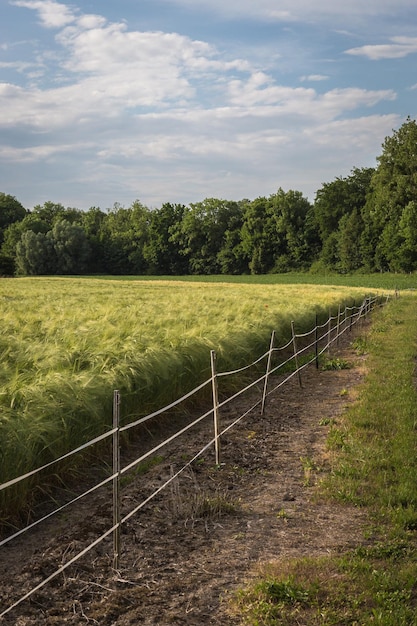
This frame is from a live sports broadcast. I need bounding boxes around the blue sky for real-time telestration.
[1,0,416,211]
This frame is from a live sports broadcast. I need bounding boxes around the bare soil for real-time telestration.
[0,324,370,625]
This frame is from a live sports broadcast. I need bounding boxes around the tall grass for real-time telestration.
[0,277,371,521]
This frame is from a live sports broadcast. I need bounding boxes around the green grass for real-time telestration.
[329,297,417,527]
[233,549,417,625]
[0,276,375,522]
[83,271,417,291]
[232,295,417,625]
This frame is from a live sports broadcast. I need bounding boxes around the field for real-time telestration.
[2,274,417,624]
[0,275,395,519]
[95,272,417,290]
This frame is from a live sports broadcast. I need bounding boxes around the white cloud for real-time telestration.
[0,142,93,162]
[0,60,37,72]
[0,13,248,129]
[345,36,417,60]
[303,114,400,149]
[300,74,329,82]
[226,74,395,116]
[11,0,75,28]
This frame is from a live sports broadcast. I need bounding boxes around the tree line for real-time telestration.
[1,117,417,276]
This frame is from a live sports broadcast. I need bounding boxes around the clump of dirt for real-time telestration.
[0,325,370,625]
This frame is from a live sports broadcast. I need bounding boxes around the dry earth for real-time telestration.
[0,323,371,625]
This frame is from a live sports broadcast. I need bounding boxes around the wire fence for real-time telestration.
[0,293,390,620]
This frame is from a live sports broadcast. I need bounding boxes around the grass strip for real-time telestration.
[231,295,417,625]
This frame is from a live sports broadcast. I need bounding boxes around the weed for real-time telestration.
[120,455,164,486]
[257,578,310,604]
[352,336,368,354]
[300,456,319,486]
[321,357,351,370]
[234,576,312,625]
[327,426,350,452]
[191,493,237,520]
[319,417,336,426]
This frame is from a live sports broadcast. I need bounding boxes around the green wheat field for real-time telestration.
[0,274,405,520]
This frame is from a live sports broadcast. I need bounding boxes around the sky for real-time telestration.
[0,0,416,211]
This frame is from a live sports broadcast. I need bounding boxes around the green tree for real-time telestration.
[31,201,68,226]
[0,193,27,245]
[240,190,314,274]
[270,188,313,270]
[1,213,50,275]
[337,208,364,272]
[314,168,373,257]
[396,201,417,271]
[101,201,150,274]
[143,203,188,275]
[81,207,107,273]
[14,220,91,275]
[170,198,243,274]
[49,219,91,274]
[240,197,276,274]
[215,200,247,274]
[319,232,339,270]
[15,230,55,275]
[362,117,417,271]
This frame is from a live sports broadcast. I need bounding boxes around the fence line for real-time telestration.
[0,293,389,620]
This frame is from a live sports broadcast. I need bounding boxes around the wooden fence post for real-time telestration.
[327,309,332,354]
[112,389,121,571]
[349,300,355,332]
[291,321,302,388]
[315,314,319,369]
[261,330,276,415]
[210,350,221,466]
[336,304,341,345]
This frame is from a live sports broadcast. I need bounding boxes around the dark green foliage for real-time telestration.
[362,117,417,272]
[0,193,27,274]
[0,193,27,241]
[314,167,374,271]
[143,202,189,274]
[14,220,91,275]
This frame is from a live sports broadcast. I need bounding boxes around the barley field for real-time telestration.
[0,276,375,518]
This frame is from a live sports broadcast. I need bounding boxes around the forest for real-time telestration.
[1,117,417,277]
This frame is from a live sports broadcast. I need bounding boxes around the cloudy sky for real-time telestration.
[1,0,416,211]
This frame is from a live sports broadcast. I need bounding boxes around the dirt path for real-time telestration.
[0,324,370,625]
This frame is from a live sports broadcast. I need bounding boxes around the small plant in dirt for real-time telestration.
[168,468,238,524]
[300,456,319,486]
[321,357,351,370]
[352,336,368,354]
[319,417,336,426]
[191,493,238,520]
[326,426,350,452]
